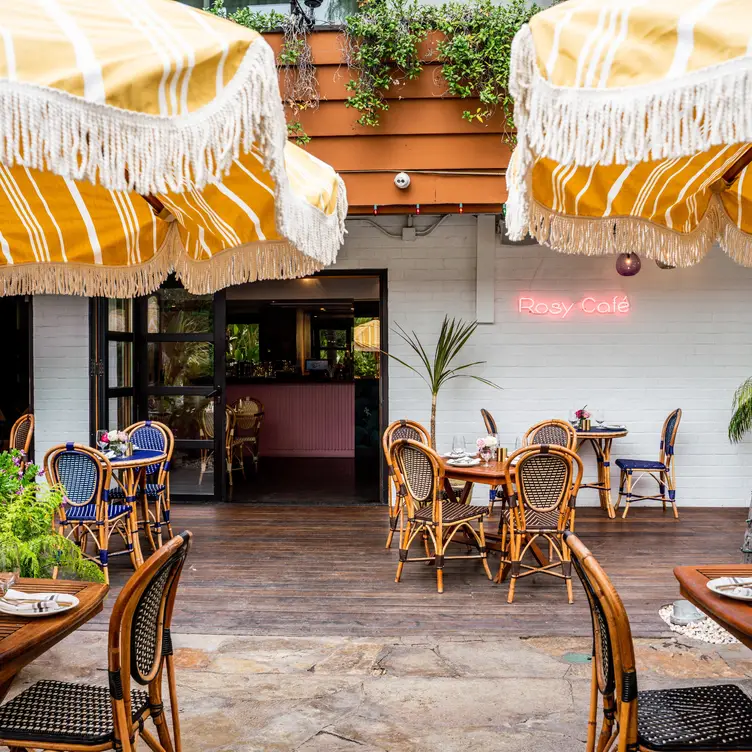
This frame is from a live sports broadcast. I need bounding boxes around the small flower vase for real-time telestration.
[581,418,591,431]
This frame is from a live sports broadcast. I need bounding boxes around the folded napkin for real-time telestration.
[0,589,76,614]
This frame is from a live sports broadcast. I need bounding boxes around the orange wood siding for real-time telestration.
[265,29,510,214]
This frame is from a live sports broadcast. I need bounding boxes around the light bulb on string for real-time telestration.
[616,253,641,277]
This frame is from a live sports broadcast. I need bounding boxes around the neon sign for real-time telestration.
[518,296,630,318]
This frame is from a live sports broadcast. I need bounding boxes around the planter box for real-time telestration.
[264,29,510,214]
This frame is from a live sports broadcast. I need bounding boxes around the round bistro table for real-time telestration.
[107,449,167,568]
[575,427,628,519]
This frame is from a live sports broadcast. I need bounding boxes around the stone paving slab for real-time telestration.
[6,632,752,751]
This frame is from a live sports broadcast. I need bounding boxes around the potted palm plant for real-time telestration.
[729,379,752,563]
[385,316,500,448]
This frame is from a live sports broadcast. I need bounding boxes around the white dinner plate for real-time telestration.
[447,457,481,467]
[706,577,752,602]
[0,592,79,618]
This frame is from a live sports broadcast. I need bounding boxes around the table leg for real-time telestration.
[126,469,145,568]
[600,439,616,519]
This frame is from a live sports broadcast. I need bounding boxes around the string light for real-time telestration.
[373,204,378,215]
[416,204,420,215]
[459,203,463,214]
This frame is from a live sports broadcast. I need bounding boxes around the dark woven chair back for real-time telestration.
[660,408,682,461]
[108,532,192,747]
[45,443,111,508]
[201,401,215,440]
[515,446,576,513]
[393,440,437,505]
[524,419,577,450]
[234,397,263,431]
[128,421,173,477]
[480,408,497,435]
[382,419,430,472]
[10,413,33,457]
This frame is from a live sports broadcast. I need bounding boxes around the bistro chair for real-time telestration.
[45,443,132,585]
[564,531,752,752]
[391,438,492,594]
[199,402,236,486]
[0,532,192,752]
[615,409,682,519]
[9,411,33,461]
[498,444,583,603]
[480,408,498,435]
[109,421,175,550]
[231,397,264,477]
[524,418,577,450]
[382,419,431,549]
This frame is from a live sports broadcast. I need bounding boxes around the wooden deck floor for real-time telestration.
[84,505,746,638]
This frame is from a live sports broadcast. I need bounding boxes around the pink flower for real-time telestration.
[101,432,109,443]
[476,438,485,449]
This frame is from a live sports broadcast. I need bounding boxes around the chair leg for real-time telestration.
[495,516,510,584]
[167,654,183,752]
[142,496,157,553]
[562,536,574,604]
[98,522,110,586]
[478,521,492,581]
[621,471,632,518]
[395,520,411,583]
[435,523,444,594]
[507,532,520,603]
[667,472,678,519]
[659,470,667,511]
[615,470,626,510]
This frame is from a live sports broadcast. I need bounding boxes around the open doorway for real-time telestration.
[0,296,32,453]
[225,271,387,504]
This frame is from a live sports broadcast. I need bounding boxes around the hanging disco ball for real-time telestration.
[616,253,641,276]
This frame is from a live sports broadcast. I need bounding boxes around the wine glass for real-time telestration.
[451,435,466,457]
[514,435,522,451]
[96,430,108,452]
[594,408,605,428]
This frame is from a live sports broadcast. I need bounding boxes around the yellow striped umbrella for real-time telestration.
[505,0,752,268]
[0,0,346,296]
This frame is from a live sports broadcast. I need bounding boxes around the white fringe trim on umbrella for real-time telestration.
[525,196,752,269]
[0,38,286,196]
[510,23,752,169]
[0,183,349,297]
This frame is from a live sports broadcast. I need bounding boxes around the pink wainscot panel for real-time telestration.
[226,383,355,458]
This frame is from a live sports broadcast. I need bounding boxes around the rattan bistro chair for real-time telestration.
[0,532,192,752]
[46,443,132,585]
[231,397,264,477]
[199,402,236,486]
[10,411,34,460]
[391,438,492,594]
[564,532,752,752]
[615,409,682,519]
[524,418,577,450]
[382,419,431,549]
[481,408,498,435]
[109,421,175,550]
[498,444,583,604]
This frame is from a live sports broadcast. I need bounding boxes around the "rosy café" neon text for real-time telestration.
[518,296,630,318]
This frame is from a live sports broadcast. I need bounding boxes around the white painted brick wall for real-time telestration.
[335,215,752,507]
[32,296,90,463]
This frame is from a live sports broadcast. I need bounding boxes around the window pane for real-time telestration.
[108,299,132,333]
[108,396,133,430]
[147,289,213,333]
[354,351,379,379]
[147,395,213,440]
[147,342,214,387]
[108,341,132,388]
[319,329,347,348]
[226,323,260,363]
[168,445,214,497]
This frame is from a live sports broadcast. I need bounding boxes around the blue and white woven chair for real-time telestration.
[45,443,130,585]
[615,409,682,519]
[109,421,175,551]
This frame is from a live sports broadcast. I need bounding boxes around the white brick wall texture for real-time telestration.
[32,295,90,464]
[335,215,752,508]
[30,215,752,507]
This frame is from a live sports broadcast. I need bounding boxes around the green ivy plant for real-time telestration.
[0,451,104,581]
[343,0,542,136]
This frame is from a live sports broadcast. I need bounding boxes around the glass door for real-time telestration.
[135,281,226,501]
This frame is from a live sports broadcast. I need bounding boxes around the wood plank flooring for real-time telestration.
[83,505,747,638]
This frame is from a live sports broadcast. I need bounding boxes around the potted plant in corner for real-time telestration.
[384,315,500,449]
[729,379,752,563]
[0,449,104,581]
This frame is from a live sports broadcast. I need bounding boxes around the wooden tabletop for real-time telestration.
[440,458,511,485]
[0,578,108,700]
[576,428,628,440]
[674,565,752,648]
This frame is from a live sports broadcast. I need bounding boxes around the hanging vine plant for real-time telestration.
[209,0,317,145]
[343,0,542,139]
